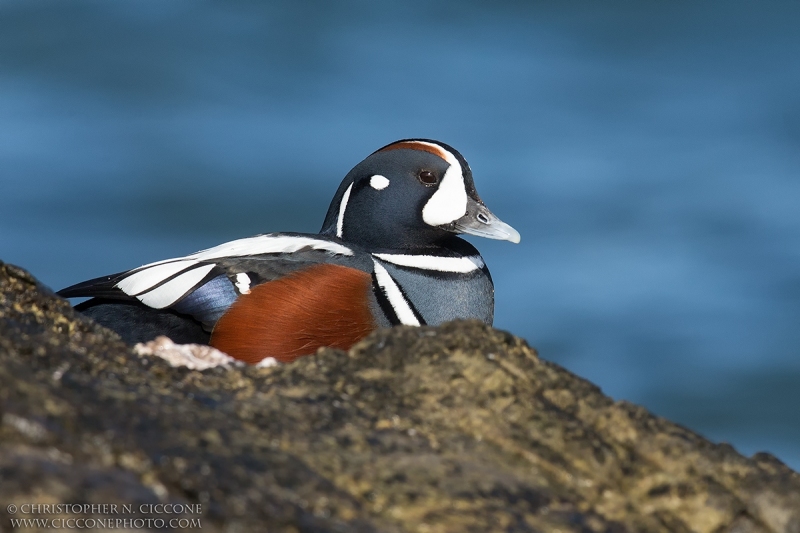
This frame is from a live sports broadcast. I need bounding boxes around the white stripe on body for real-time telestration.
[371,259,420,326]
[234,272,251,294]
[372,253,483,273]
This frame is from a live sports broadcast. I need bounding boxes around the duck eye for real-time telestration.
[418,170,438,186]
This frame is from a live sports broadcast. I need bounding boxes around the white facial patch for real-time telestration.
[336,182,353,239]
[415,142,468,227]
[370,174,390,190]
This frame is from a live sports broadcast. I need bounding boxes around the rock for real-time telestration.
[133,336,246,370]
[1,260,799,533]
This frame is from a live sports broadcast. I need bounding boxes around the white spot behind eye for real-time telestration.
[135,264,216,309]
[370,174,390,190]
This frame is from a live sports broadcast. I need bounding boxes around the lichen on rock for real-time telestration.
[1,260,799,532]
[133,336,245,370]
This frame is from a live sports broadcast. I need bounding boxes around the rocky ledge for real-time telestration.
[1,260,799,533]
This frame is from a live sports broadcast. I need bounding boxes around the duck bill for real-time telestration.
[449,199,520,243]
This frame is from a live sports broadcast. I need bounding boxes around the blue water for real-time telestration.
[2,1,799,469]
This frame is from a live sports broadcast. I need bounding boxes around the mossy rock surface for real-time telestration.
[1,261,799,532]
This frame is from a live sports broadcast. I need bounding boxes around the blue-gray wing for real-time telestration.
[58,233,365,331]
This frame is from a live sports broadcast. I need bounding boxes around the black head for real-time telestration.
[320,139,519,252]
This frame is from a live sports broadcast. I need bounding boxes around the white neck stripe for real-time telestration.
[336,182,354,239]
[372,260,420,326]
[373,253,483,273]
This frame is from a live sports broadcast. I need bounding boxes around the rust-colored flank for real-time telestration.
[210,264,376,364]
[378,140,449,162]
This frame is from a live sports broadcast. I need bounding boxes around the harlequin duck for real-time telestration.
[59,139,520,364]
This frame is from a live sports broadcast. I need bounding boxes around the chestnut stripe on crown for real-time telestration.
[377,140,450,162]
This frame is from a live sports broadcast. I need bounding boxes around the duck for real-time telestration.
[58,139,520,364]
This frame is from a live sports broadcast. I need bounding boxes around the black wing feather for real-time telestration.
[57,271,133,301]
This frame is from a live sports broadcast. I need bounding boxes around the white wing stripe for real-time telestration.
[372,253,483,273]
[131,234,354,271]
[136,264,217,309]
[190,235,353,260]
[116,259,199,296]
[115,234,354,303]
[372,260,420,326]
